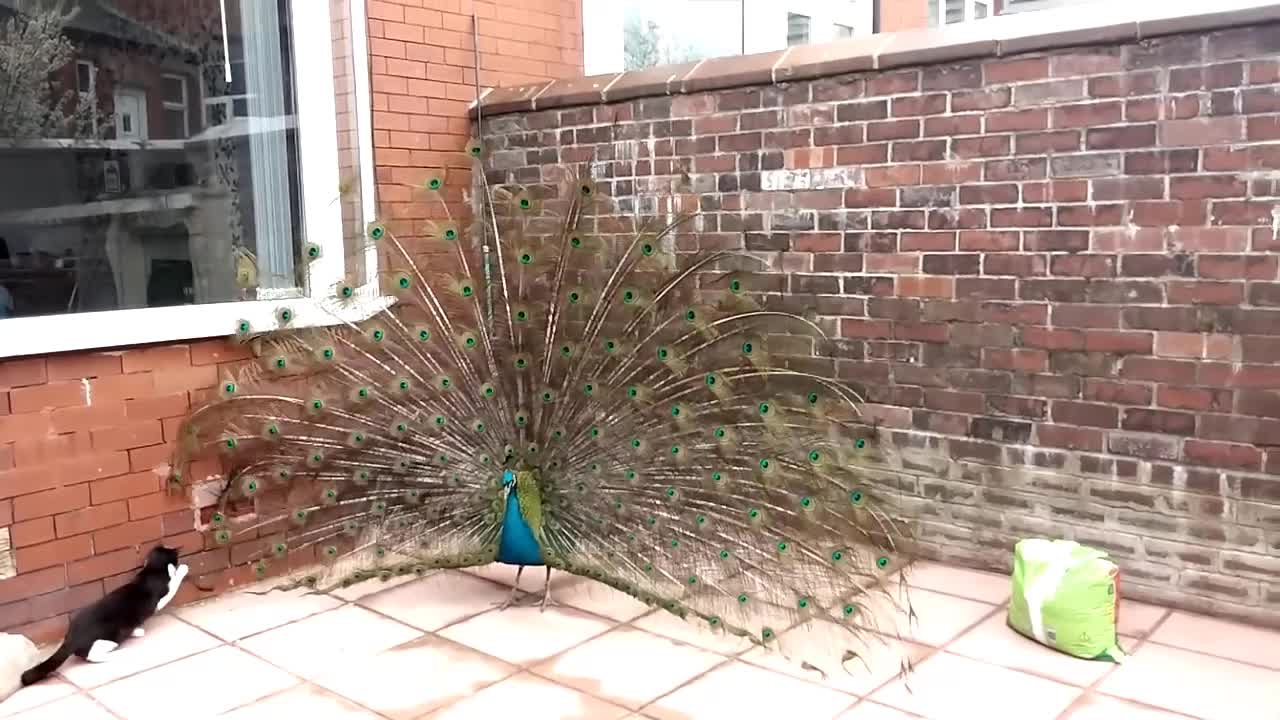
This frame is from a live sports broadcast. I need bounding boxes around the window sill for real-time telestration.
[0,286,393,359]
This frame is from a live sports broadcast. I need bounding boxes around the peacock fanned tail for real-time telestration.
[171,149,920,678]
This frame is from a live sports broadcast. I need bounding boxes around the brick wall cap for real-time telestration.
[469,1,1280,117]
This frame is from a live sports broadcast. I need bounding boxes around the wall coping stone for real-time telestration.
[469,0,1280,118]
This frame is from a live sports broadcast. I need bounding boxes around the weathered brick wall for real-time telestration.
[0,0,584,645]
[478,25,1280,627]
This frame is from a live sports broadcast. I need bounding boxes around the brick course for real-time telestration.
[478,23,1280,627]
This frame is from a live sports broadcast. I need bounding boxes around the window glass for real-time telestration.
[0,0,303,319]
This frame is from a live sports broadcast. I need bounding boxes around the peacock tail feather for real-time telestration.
[171,149,921,678]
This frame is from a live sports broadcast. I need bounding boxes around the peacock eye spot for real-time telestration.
[843,604,856,616]
[323,348,334,358]
[435,416,446,425]
[641,243,654,256]
[358,388,369,398]
[398,276,411,289]
[631,438,641,448]
[831,550,844,562]
[714,427,725,438]
[671,406,680,417]
[627,387,638,397]
[373,330,385,341]
[737,593,749,604]
[623,290,635,302]
[418,330,430,342]
[850,491,864,505]
[730,279,742,292]
[400,380,410,390]
[428,178,442,189]
[237,321,250,333]
[798,598,810,609]
[856,438,867,449]
[670,445,680,455]
[748,508,760,519]
[584,384,594,394]
[543,392,553,402]
[759,403,770,414]
[719,549,730,559]
[224,383,236,394]
[711,471,722,482]
[516,310,528,321]
[877,556,890,569]
[341,286,353,298]
[444,228,458,240]
[777,541,789,552]
[470,145,482,156]
[800,496,813,507]
[685,310,696,321]
[560,345,572,356]
[274,358,286,369]
[369,225,385,240]
[462,286,473,297]
[665,487,676,497]
[520,253,532,264]
[808,392,820,404]
[519,198,531,209]
[759,459,770,470]
[580,183,593,196]
[742,342,753,354]
[657,347,668,359]
[809,450,821,462]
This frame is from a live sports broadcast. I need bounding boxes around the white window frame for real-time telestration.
[0,0,384,359]
[160,72,190,139]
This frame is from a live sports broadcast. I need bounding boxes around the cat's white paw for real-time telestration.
[131,627,145,638]
[85,640,118,663]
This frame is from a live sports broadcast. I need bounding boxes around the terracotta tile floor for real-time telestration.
[2,561,1277,719]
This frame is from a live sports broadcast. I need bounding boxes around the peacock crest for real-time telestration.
[171,144,921,679]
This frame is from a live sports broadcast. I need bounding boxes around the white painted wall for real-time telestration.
[584,0,874,76]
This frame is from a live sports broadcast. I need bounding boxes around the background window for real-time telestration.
[787,13,811,46]
[834,23,854,39]
[161,74,190,139]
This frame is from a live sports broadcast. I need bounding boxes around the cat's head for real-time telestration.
[142,545,180,573]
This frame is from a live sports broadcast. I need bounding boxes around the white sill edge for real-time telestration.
[0,291,395,360]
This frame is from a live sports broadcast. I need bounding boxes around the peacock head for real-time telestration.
[502,469,516,487]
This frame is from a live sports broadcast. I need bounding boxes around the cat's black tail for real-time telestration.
[20,642,72,686]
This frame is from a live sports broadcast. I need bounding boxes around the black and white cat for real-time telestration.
[20,545,189,686]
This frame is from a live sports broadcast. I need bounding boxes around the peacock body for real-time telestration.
[172,151,919,677]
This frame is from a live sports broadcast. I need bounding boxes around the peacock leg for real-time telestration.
[492,566,524,610]
[536,566,559,612]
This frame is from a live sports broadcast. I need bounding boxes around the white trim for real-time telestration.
[350,0,379,282]
[0,288,394,358]
[0,1,382,360]
[159,73,190,138]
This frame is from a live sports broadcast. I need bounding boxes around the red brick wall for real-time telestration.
[0,0,583,645]
[476,25,1280,628]
[368,0,582,234]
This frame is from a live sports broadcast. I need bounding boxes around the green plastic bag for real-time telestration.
[1007,538,1127,663]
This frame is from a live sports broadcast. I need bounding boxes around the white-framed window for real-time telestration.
[75,60,98,135]
[160,73,190,139]
[786,13,812,46]
[929,0,992,26]
[833,23,854,39]
[0,0,381,359]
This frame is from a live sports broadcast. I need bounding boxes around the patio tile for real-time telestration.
[631,609,754,655]
[1061,693,1200,720]
[10,693,117,720]
[439,604,615,666]
[236,605,422,680]
[419,671,631,720]
[329,571,423,602]
[947,613,1118,687]
[312,634,517,719]
[176,586,342,642]
[358,571,514,631]
[1116,601,1168,639]
[219,684,381,719]
[834,701,922,719]
[740,622,931,697]
[1097,642,1280,720]
[862,587,998,647]
[871,651,1080,720]
[646,659,855,720]
[58,615,221,689]
[533,626,724,710]
[1148,611,1280,669]
[0,678,76,718]
[903,562,1011,604]
[549,575,655,622]
[90,646,296,720]
[462,563,546,593]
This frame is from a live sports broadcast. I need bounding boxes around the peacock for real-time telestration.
[170,150,920,678]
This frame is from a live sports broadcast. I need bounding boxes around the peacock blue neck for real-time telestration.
[496,470,544,566]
